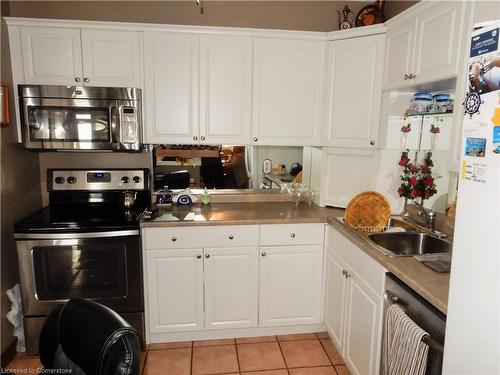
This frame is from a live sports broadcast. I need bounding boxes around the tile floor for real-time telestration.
[4,332,350,375]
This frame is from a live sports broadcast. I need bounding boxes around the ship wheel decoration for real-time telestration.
[463,91,483,118]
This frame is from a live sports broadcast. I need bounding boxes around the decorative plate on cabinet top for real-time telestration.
[344,191,391,232]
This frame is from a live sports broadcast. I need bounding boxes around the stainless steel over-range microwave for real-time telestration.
[19,85,142,151]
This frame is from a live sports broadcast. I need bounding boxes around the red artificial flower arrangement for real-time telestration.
[398,151,438,201]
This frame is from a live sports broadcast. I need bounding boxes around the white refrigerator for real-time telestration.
[443,18,500,374]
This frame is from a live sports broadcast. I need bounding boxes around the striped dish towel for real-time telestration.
[383,303,430,375]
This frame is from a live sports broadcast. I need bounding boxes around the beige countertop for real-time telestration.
[141,202,449,314]
[327,217,450,315]
[141,202,342,227]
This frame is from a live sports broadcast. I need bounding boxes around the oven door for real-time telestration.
[16,232,142,316]
[21,97,120,151]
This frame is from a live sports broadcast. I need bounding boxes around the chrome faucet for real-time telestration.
[415,202,436,231]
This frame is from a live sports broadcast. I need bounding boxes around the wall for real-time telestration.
[0,1,43,356]
[6,1,379,32]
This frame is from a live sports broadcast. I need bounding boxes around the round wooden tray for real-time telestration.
[344,191,391,232]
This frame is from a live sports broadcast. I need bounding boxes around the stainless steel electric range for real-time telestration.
[14,169,150,354]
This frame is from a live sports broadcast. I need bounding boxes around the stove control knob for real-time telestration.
[133,176,142,184]
[54,176,65,184]
[121,176,130,184]
[67,176,77,184]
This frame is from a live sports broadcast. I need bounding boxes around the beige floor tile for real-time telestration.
[280,339,331,368]
[5,357,43,371]
[149,341,192,350]
[320,338,344,365]
[316,332,330,339]
[236,335,277,344]
[237,342,286,372]
[277,333,319,341]
[192,345,239,375]
[289,366,337,375]
[143,348,191,375]
[242,370,289,375]
[193,338,235,347]
[335,365,351,375]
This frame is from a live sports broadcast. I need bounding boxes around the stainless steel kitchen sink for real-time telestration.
[368,232,452,256]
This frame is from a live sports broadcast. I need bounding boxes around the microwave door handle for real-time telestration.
[110,105,119,144]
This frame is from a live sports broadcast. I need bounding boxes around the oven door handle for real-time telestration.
[14,230,139,240]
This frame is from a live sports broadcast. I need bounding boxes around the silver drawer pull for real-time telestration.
[205,254,210,258]
[228,235,234,240]
[171,237,177,242]
[196,254,202,259]
[261,252,267,257]
[290,233,296,238]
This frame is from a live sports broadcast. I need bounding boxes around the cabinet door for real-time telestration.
[413,1,464,84]
[81,29,142,88]
[146,249,204,333]
[322,148,377,208]
[252,38,325,146]
[325,35,384,148]
[20,26,83,85]
[259,245,323,326]
[143,32,199,144]
[324,246,348,350]
[204,247,259,329]
[383,18,416,90]
[343,269,383,375]
[200,35,252,144]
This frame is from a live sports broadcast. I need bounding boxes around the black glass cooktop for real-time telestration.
[14,203,146,233]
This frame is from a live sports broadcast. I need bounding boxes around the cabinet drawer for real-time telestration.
[260,224,325,246]
[143,225,259,249]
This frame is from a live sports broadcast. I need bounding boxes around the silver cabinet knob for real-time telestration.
[75,77,81,82]
[193,136,198,141]
[83,78,89,83]
[228,235,234,240]
[171,237,177,242]
[290,233,296,238]
[205,254,210,258]
[409,74,416,79]
[196,254,202,259]
[404,74,409,80]
[253,137,258,142]
[261,252,267,257]
[342,269,347,277]
[200,136,206,141]
[346,271,352,279]
[370,140,375,146]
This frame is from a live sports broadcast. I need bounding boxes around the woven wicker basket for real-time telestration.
[344,191,391,232]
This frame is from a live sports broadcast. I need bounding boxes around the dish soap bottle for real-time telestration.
[201,188,211,205]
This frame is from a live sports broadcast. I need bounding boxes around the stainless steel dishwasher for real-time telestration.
[382,273,446,375]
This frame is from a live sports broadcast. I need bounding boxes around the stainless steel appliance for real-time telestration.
[382,273,446,375]
[14,169,149,354]
[19,85,142,151]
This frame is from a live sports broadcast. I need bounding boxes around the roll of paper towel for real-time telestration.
[6,284,25,352]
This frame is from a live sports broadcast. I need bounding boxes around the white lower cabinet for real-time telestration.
[204,247,259,329]
[259,245,323,326]
[325,226,386,375]
[146,249,204,333]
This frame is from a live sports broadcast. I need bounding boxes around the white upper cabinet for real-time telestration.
[324,34,385,148]
[81,29,142,87]
[413,1,463,84]
[143,32,199,144]
[252,38,325,146]
[383,18,416,90]
[20,26,142,87]
[383,1,465,89]
[21,27,83,85]
[199,35,252,145]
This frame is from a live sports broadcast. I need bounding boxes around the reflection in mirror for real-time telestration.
[152,145,307,192]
